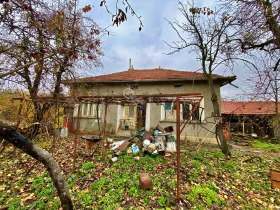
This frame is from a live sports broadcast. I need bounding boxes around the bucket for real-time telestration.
[60,128,68,138]
[143,139,150,148]
[107,138,113,143]
[147,143,156,153]
[166,142,176,152]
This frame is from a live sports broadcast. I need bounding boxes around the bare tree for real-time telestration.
[166,1,240,158]
[225,0,280,69]
[224,0,280,112]
[0,0,142,209]
[230,0,279,49]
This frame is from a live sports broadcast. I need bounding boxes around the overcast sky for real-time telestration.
[81,0,250,100]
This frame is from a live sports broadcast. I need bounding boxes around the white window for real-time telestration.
[162,102,176,121]
[74,103,99,118]
[161,99,204,122]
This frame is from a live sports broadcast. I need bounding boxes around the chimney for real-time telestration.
[128,58,132,70]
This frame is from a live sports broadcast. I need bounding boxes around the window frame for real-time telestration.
[173,84,184,90]
[74,102,100,118]
[161,99,204,123]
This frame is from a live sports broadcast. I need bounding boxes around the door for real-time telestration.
[123,105,137,130]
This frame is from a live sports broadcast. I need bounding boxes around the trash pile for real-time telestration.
[108,125,176,162]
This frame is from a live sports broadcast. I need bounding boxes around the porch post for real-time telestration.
[242,120,245,136]
[101,102,108,159]
[72,100,81,173]
[176,97,181,200]
[145,103,151,131]
[116,104,122,133]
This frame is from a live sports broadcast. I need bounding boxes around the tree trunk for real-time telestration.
[0,122,73,210]
[208,79,231,158]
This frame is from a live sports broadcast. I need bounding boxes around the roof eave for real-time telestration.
[218,76,237,87]
[66,77,236,85]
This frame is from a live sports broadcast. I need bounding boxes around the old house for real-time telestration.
[221,101,280,137]
[67,68,235,141]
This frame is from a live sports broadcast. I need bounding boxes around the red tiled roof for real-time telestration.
[75,68,235,83]
[221,101,279,115]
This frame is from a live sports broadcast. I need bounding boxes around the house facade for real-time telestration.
[67,68,235,141]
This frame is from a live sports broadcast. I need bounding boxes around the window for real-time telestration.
[181,101,202,122]
[124,105,136,118]
[163,102,176,121]
[130,84,138,90]
[161,99,204,122]
[128,105,135,118]
[174,84,184,90]
[74,103,99,117]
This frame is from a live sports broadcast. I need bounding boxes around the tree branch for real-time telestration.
[0,121,73,210]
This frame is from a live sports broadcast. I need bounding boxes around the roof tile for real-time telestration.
[77,68,229,82]
[221,101,279,115]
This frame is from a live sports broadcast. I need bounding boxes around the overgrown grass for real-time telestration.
[1,139,280,209]
[252,139,280,151]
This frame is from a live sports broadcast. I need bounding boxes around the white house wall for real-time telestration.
[72,80,221,140]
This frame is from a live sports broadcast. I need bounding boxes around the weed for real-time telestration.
[166,168,176,175]
[187,183,221,206]
[77,191,93,208]
[188,168,200,181]
[213,151,224,159]
[192,160,202,169]
[82,162,94,170]
[158,196,167,207]
[192,152,204,161]
[128,186,139,197]
[252,140,280,151]
[6,197,21,210]
[220,161,237,172]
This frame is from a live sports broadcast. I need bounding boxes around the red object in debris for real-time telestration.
[139,173,153,190]
[164,126,174,132]
[223,129,230,141]
[63,117,72,132]
[143,131,153,140]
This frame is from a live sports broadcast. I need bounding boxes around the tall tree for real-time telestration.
[225,0,280,111]
[0,0,102,208]
[225,0,280,69]
[228,0,280,50]
[244,52,280,102]
[0,1,141,209]
[166,1,239,158]
[0,0,102,138]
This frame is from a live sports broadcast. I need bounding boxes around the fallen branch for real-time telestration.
[0,122,73,210]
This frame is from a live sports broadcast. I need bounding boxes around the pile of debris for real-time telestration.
[109,125,176,162]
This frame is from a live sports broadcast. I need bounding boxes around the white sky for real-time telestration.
[80,0,250,100]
